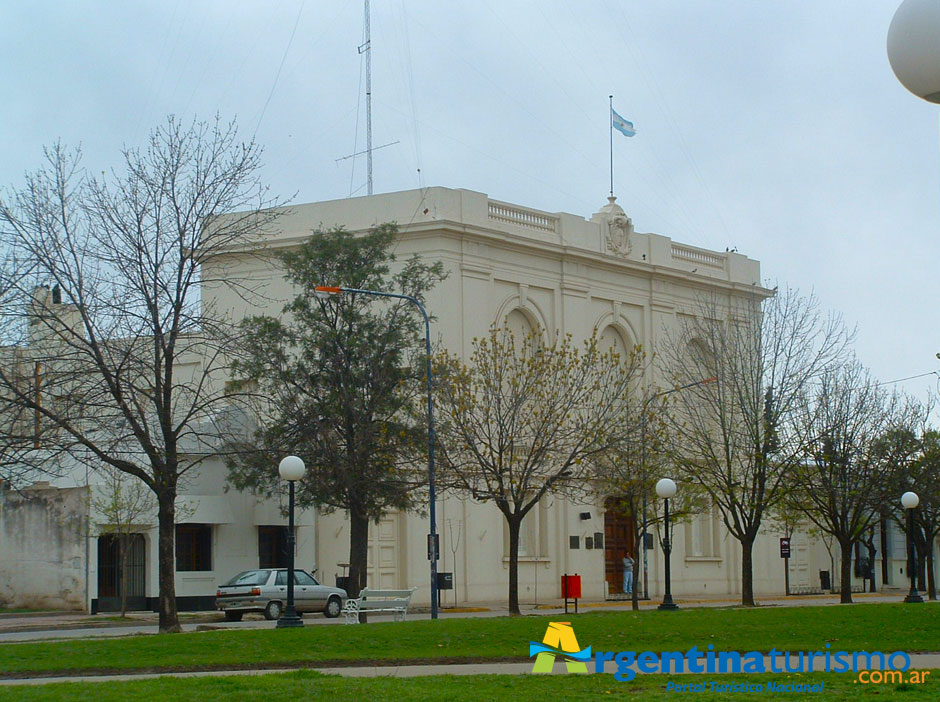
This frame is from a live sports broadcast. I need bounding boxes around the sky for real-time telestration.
[1,1,938,413]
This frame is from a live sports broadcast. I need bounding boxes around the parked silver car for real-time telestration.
[215,568,347,621]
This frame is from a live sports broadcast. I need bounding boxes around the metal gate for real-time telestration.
[97,533,147,612]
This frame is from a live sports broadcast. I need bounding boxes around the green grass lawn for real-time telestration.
[0,603,937,678]
[2,670,938,702]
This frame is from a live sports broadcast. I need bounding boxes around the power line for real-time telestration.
[874,370,940,387]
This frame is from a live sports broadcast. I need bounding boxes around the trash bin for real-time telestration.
[819,570,831,591]
[561,574,582,599]
[336,576,350,594]
[561,573,582,614]
[437,572,453,590]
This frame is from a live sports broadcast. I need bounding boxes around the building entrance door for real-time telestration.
[604,498,635,596]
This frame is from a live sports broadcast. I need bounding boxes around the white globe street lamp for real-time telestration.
[276,455,307,627]
[887,0,940,103]
[656,478,678,500]
[656,478,679,610]
[900,490,925,604]
[901,490,920,509]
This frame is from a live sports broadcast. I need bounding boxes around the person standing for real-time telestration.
[622,552,634,594]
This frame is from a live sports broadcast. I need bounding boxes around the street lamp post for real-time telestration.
[640,378,716,601]
[901,491,924,604]
[656,477,679,610]
[315,285,439,620]
[276,455,306,628]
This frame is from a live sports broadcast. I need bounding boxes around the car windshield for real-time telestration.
[222,570,270,587]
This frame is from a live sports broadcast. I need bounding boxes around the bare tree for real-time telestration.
[880,410,940,600]
[658,286,850,606]
[594,385,679,610]
[0,116,282,631]
[92,468,156,617]
[790,360,917,603]
[435,325,644,615]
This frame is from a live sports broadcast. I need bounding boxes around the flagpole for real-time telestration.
[609,95,614,197]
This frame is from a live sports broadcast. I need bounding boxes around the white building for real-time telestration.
[0,187,917,611]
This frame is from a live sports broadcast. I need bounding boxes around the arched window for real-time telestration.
[503,308,540,353]
[599,325,630,361]
[505,308,534,341]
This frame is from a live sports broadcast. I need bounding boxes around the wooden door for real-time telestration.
[604,498,635,595]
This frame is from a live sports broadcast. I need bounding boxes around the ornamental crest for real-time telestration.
[606,213,633,258]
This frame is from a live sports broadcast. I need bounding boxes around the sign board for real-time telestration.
[779,537,791,559]
[427,533,439,561]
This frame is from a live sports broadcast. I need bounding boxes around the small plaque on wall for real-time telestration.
[569,535,580,549]
[585,536,594,550]
[594,532,604,549]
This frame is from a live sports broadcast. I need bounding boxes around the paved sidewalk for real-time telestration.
[4,653,940,687]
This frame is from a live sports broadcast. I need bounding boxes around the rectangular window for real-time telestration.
[258,526,290,569]
[176,524,212,572]
[686,504,719,559]
[504,498,550,559]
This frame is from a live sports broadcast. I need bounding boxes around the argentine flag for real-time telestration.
[611,108,636,137]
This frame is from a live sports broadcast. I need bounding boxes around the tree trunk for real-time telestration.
[740,535,755,606]
[927,542,936,601]
[507,514,521,616]
[838,538,853,604]
[915,535,928,592]
[880,516,889,587]
[630,505,640,612]
[348,508,370,622]
[120,535,129,617]
[156,491,181,633]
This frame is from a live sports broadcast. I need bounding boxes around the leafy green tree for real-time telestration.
[434,325,644,615]
[226,224,445,602]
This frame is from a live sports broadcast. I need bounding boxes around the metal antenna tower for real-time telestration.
[359,0,373,195]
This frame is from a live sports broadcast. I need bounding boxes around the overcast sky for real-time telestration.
[2,1,938,412]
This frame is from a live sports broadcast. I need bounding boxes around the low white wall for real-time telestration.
[0,485,88,610]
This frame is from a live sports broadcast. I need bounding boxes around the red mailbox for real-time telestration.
[561,573,581,613]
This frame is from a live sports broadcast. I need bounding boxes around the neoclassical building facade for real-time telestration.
[5,186,909,612]
[200,186,852,606]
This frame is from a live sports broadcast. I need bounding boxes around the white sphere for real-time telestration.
[901,491,920,509]
[279,455,306,481]
[656,478,678,499]
[887,0,940,103]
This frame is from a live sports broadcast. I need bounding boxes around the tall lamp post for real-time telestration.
[901,491,924,604]
[639,377,716,601]
[276,455,306,628]
[315,285,439,620]
[656,477,679,610]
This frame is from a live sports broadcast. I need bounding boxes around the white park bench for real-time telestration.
[342,587,417,624]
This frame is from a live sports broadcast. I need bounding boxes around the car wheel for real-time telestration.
[264,601,283,621]
[324,596,342,619]
[224,611,243,622]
